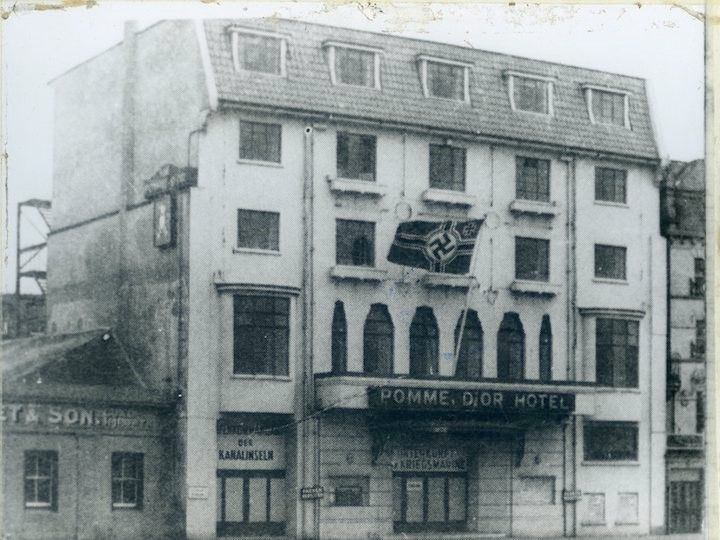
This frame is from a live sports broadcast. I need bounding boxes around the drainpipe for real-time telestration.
[301,124,318,539]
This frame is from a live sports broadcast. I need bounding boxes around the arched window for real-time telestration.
[497,313,525,381]
[454,310,483,379]
[364,304,393,375]
[410,307,439,377]
[331,301,347,373]
[539,315,552,382]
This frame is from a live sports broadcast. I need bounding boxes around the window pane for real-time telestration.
[269,477,286,522]
[249,477,268,522]
[405,478,425,522]
[224,477,245,522]
[239,121,281,163]
[498,313,525,381]
[515,77,548,113]
[429,144,465,191]
[336,219,375,266]
[448,477,466,521]
[238,35,281,74]
[515,237,549,281]
[331,302,347,373]
[584,422,638,461]
[427,61,465,100]
[234,295,289,375]
[410,308,439,376]
[237,210,280,251]
[336,48,374,87]
[595,245,626,279]
[455,311,482,379]
[427,477,445,521]
[593,90,626,126]
[516,157,550,202]
[364,305,393,375]
[337,133,376,181]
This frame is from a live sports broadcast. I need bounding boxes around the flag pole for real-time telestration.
[451,225,483,376]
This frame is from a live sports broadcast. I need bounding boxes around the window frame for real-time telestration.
[409,307,440,377]
[418,55,471,103]
[594,244,627,281]
[111,452,144,510]
[583,421,639,462]
[515,156,551,202]
[584,85,631,128]
[324,41,382,90]
[363,304,394,376]
[331,301,347,374]
[429,143,467,192]
[233,294,291,377]
[505,71,555,116]
[539,315,552,382]
[497,312,525,382]
[236,209,280,253]
[238,120,282,165]
[24,450,58,511]
[336,132,377,182]
[335,219,376,267]
[594,167,628,204]
[329,476,371,507]
[216,470,286,537]
[595,317,639,388]
[515,236,550,282]
[230,28,287,77]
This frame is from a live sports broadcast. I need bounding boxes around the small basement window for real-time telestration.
[584,85,630,128]
[418,55,471,102]
[324,41,382,89]
[505,71,555,115]
[230,28,287,76]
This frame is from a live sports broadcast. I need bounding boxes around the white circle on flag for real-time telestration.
[425,228,460,263]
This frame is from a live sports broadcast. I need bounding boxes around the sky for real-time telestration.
[1,2,705,293]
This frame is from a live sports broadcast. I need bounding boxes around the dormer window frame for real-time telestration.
[323,41,383,90]
[583,84,631,129]
[417,54,472,104]
[504,70,556,116]
[228,26,288,77]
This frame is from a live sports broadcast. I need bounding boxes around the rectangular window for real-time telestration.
[583,421,638,461]
[696,391,705,433]
[516,157,550,202]
[595,167,627,203]
[592,89,626,127]
[514,77,549,114]
[24,451,58,510]
[690,257,705,297]
[233,295,290,376]
[336,219,375,267]
[234,33,282,75]
[594,244,626,280]
[111,452,144,509]
[330,476,370,507]
[337,133,376,181]
[429,144,466,191]
[217,471,286,537]
[515,237,550,282]
[693,319,705,357]
[596,318,639,388]
[239,121,281,163]
[335,47,375,87]
[237,210,279,251]
[426,61,465,100]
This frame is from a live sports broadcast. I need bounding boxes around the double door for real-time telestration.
[392,472,467,533]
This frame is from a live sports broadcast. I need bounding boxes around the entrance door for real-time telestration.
[216,471,286,537]
[667,469,703,533]
[393,473,467,533]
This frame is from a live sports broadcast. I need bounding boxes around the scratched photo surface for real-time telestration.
[2,3,705,539]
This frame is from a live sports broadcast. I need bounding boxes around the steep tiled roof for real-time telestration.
[204,18,659,161]
[664,159,704,191]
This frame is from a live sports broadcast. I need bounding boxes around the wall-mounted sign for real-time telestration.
[300,486,324,500]
[217,433,285,470]
[153,194,175,248]
[391,448,467,472]
[369,386,575,416]
[188,486,210,500]
[1,403,158,433]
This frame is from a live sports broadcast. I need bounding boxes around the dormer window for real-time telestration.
[504,71,555,115]
[324,41,382,89]
[583,85,630,128]
[229,27,287,76]
[418,55,471,102]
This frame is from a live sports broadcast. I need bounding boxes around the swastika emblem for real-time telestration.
[424,228,460,263]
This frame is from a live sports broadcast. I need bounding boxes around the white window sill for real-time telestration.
[327,177,386,197]
[112,503,139,510]
[581,521,607,527]
[509,199,560,217]
[592,277,628,285]
[510,280,561,296]
[25,503,52,509]
[422,188,475,207]
[330,265,387,282]
[422,273,474,289]
[593,386,641,394]
[236,158,283,168]
[615,522,640,526]
[232,247,281,256]
[512,108,554,119]
[581,461,640,467]
[425,94,470,105]
[594,200,629,209]
[230,374,291,382]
